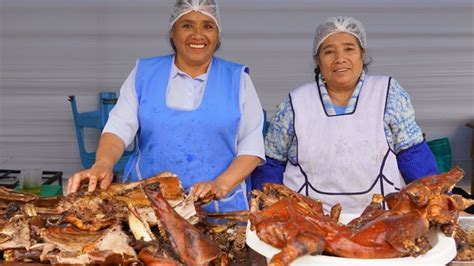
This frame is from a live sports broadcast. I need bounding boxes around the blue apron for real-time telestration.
[124,54,249,212]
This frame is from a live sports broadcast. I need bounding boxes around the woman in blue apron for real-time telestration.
[67,0,265,213]
[251,16,439,214]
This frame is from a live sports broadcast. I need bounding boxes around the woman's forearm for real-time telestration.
[94,132,126,168]
[214,155,262,197]
[67,132,126,194]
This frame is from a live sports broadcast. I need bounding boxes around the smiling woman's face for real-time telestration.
[318,32,364,91]
[171,11,219,73]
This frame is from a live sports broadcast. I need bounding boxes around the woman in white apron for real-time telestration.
[67,0,265,213]
[252,16,439,214]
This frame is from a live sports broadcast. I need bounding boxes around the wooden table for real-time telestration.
[467,122,474,195]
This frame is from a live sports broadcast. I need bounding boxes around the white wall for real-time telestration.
[0,0,473,186]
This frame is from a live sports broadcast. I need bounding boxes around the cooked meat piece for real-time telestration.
[249,167,473,265]
[144,183,220,266]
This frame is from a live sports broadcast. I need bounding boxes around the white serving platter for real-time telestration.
[246,214,457,266]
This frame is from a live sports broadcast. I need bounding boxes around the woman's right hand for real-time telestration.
[66,162,114,195]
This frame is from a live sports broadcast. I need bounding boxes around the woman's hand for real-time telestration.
[190,155,262,202]
[190,180,229,202]
[66,132,126,195]
[66,162,114,195]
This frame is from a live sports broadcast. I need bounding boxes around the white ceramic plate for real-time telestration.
[246,214,456,266]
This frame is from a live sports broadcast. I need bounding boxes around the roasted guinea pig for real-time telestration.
[249,167,474,266]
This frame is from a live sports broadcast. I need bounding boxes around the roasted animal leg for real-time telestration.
[269,232,325,266]
[138,246,179,266]
[144,183,219,266]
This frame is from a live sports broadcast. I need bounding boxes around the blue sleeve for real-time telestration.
[251,156,286,190]
[396,141,440,183]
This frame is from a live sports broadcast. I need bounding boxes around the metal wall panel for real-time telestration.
[0,0,472,186]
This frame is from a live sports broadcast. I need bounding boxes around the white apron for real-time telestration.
[283,76,405,214]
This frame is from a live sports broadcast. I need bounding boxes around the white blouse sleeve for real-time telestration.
[102,62,139,147]
[237,72,265,161]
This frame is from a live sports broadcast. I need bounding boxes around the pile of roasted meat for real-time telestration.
[454,221,474,261]
[0,172,249,265]
[249,166,474,265]
[1,167,472,265]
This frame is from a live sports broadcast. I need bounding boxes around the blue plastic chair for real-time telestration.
[68,92,136,173]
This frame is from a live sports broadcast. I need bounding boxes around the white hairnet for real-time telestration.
[313,16,366,57]
[169,0,221,32]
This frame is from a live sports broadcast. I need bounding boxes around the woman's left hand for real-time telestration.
[190,180,227,201]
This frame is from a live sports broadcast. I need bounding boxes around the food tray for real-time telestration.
[449,215,474,265]
[246,214,457,265]
[458,215,474,231]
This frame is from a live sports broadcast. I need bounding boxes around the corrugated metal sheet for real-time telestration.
[0,0,472,186]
